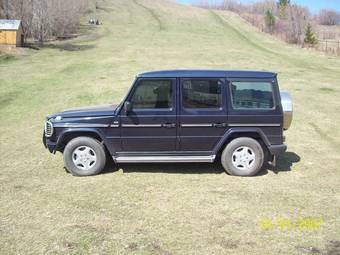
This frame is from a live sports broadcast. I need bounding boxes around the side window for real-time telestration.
[230,81,274,109]
[182,79,222,109]
[131,79,172,109]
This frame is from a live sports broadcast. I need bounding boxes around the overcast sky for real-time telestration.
[177,0,340,13]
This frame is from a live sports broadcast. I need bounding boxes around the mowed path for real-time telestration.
[0,0,339,254]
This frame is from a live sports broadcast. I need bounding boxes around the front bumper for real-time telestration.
[42,134,57,153]
[268,144,287,156]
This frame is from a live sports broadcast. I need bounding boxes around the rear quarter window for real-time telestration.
[230,81,274,109]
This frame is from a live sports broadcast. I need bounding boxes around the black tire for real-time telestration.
[221,137,264,176]
[63,137,107,176]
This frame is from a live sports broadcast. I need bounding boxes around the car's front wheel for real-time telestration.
[221,137,264,176]
[63,137,106,176]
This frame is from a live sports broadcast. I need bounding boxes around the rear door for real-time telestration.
[179,77,228,153]
[120,78,177,152]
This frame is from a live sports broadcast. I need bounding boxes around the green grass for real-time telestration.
[1,0,340,254]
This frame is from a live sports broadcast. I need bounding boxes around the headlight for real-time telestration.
[44,120,54,137]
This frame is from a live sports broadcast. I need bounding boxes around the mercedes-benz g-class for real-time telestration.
[43,70,292,176]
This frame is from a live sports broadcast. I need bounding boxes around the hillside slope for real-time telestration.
[0,0,339,254]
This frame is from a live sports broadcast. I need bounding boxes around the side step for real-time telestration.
[113,155,216,163]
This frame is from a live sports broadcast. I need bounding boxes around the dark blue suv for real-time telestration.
[43,70,292,176]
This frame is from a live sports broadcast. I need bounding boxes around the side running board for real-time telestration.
[113,155,216,163]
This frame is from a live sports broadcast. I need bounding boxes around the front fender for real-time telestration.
[213,127,271,154]
[54,128,106,153]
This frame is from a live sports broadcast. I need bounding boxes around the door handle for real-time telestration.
[162,123,176,128]
[213,123,227,128]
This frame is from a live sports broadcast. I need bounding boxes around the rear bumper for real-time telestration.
[268,144,287,156]
[43,134,57,153]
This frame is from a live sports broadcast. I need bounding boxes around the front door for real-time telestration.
[179,77,228,153]
[120,78,177,152]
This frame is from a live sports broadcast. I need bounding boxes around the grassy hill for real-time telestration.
[1,0,340,254]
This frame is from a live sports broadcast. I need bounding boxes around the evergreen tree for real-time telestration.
[278,0,290,18]
[304,23,318,45]
[278,0,290,7]
[264,10,275,33]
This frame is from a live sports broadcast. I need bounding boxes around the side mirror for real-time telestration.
[124,101,132,113]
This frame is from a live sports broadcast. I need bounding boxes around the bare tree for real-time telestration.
[0,0,10,18]
[221,0,243,13]
[285,4,309,44]
[0,0,10,19]
[318,9,340,26]
[31,0,52,42]
[250,0,278,15]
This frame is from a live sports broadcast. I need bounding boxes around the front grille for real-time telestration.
[45,121,54,137]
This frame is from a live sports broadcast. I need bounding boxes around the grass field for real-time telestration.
[1,0,340,254]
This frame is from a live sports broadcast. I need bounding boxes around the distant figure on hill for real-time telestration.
[88,19,101,25]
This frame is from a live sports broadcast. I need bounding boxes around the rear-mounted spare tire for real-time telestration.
[280,91,293,130]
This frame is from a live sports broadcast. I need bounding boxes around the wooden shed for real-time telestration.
[0,19,23,47]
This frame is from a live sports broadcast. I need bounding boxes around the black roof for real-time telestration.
[138,69,277,78]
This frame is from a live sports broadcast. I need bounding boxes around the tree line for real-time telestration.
[0,0,94,42]
[194,0,340,46]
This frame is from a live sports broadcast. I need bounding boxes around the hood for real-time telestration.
[49,104,119,119]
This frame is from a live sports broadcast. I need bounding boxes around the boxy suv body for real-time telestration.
[43,70,292,176]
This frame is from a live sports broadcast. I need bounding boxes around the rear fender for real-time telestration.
[213,127,270,154]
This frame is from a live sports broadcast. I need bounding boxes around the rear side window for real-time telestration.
[182,79,222,109]
[131,79,172,109]
[230,81,274,109]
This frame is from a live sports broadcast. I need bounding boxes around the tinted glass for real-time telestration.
[182,79,222,108]
[231,82,274,109]
[131,80,172,109]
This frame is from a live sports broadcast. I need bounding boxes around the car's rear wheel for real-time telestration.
[63,137,106,176]
[221,137,264,176]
